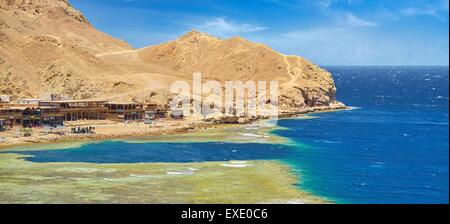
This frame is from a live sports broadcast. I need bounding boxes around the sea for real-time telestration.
[6,66,449,204]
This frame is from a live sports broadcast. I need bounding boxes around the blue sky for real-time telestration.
[70,0,449,65]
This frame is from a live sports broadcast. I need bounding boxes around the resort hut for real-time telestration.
[38,100,108,121]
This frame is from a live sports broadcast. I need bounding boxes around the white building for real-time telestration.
[0,95,10,103]
[17,98,44,105]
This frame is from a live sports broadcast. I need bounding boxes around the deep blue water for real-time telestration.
[15,141,293,163]
[274,66,449,204]
[6,66,449,204]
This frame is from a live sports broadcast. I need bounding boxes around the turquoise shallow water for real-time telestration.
[6,66,449,204]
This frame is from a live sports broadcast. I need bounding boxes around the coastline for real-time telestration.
[0,115,337,203]
[0,105,348,204]
[1,104,349,150]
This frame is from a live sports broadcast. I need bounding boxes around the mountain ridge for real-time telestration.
[0,0,345,114]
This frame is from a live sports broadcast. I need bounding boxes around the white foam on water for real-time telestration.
[370,161,386,168]
[166,170,194,175]
[220,164,250,168]
[103,178,119,182]
[313,140,341,144]
[284,200,305,204]
[187,168,199,171]
[230,161,247,164]
[130,174,154,178]
[239,133,264,138]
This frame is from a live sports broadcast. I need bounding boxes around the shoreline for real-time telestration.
[1,105,350,150]
[0,104,351,204]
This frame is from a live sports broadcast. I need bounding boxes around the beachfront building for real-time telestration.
[141,103,158,124]
[40,106,65,127]
[144,104,169,119]
[144,103,158,111]
[0,107,23,126]
[0,96,10,109]
[157,105,169,118]
[1,98,179,128]
[0,106,64,128]
[0,106,38,127]
[38,100,108,121]
[21,107,43,127]
[0,95,10,103]
[17,98,44,105]
[106,102,144,121]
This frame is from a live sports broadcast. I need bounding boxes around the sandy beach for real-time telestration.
[0,117,217,150]
[1,105,349,150]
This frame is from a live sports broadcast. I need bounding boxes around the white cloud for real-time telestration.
[400,7,439,17]
[315,0,356,11]
[399,0,449,19]
[282,27,351,42]
[343,13,378,27]
[194,18,266,37]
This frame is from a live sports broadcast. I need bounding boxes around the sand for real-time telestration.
[0,117,216,150]
[0,106,350,150]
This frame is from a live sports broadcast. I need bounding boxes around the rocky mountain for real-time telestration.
[0,0,345,115]
[138,30,345,114]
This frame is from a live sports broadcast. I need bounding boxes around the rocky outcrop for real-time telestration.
[0,0,89,24]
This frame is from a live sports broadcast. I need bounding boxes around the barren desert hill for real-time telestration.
[0,0,183,102]
[137,30,342,111]
[0,0,345,113]
[0,0,131,99]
